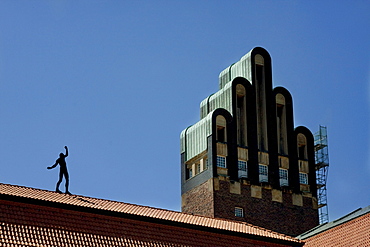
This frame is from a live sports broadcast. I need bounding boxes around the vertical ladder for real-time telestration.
[314,126,329,224]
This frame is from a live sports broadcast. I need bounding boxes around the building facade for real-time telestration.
[181,47,319,236]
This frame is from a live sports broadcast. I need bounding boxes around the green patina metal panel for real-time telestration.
[199,81,233,120]
[218,50,253,89]
[180,112,213,162]
[182,47,262,162]
[208,81,233,116]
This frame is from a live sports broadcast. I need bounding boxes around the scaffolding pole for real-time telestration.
[314,125,329,224]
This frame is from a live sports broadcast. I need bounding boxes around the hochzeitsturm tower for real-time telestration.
[180,47,319,236]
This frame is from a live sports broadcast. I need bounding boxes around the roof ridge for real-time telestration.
[0,182,179,211]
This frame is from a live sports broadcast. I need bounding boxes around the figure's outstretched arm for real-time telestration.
[64,146,68,157]
[47,162,58,169]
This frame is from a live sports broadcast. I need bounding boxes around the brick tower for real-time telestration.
[180,47,319,236]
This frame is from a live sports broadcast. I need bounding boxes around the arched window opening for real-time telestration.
[297,133,308,160]
[276,94,288,155]
[255,54,264,66]
[216,115,227,143]
[236,84,247,147]
[255,55,268,152]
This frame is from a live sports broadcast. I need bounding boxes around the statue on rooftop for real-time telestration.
[47,146,71,195]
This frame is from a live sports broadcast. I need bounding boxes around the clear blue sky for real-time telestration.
[0,1,369,222]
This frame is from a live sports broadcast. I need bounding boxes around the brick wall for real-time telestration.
[181,179,214,217]
[181,177,318,236]
[213,179,319,236]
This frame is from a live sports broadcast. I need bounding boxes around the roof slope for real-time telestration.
[298,206,370,247]
[0,183,301,246]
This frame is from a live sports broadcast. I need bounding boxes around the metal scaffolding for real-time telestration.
[314,125,329,224]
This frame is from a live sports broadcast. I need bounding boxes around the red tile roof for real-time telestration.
[0,183,302,246]
[300,207,370,247]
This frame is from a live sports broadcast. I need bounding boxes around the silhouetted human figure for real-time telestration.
[47,146,71,194]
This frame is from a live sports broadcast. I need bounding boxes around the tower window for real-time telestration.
[186,166,193,180]
[299,172,308,184]
[196,163,201,174]
[238,160,247,171]
[216,115,227,143]
[276,94,288,155]
[236,84,247,147]
[279,168,289,187]
[298,145,306,160]
[217,126,226,142]
[255,54,268,152]
[238,160,248,178]
[217,156,226,168]
[259,164,268,183]
[201,158,208,171]
[297,134,308,160]
[259,164,268,175]
[235,207,244,217]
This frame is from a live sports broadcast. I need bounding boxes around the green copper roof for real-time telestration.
[182,47,267,162]
[180,111,213,161]
[200,80,233,119]
[218,49,254,89]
